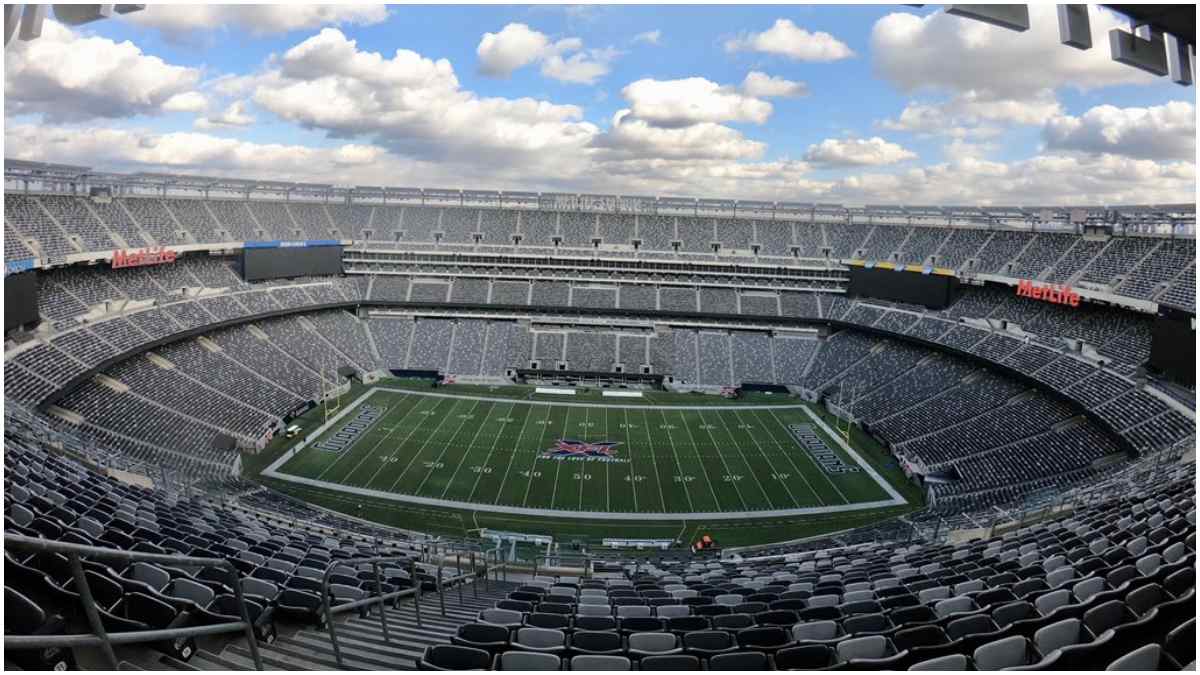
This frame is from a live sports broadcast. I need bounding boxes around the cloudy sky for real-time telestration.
[4,4,1195,205]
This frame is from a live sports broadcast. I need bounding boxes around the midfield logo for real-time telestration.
[541,439,627,463]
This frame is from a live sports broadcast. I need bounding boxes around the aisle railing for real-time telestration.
[3,533,263,670]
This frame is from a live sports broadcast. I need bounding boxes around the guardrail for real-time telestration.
[4,533,263,670]
[531,552,594,578]
[319,550,503,669]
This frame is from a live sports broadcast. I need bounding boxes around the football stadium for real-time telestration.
[2,3,1196,672]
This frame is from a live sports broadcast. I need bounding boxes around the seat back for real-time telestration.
[837,635,887,661]
[629,632,677,654]
[515,627,565,649]
[973,635,1030,670]
[570,655,630,671]
[425,645,490,669]
[497,651,560,670]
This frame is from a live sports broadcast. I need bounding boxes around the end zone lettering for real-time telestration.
[787,423,859,474]
[315,404,385,453]
[1016,280,1080,307]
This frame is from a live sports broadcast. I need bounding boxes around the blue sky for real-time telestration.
[4,4,1195,205]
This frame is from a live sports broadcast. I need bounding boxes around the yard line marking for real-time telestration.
[647,408,693,512]
[331,394,434,486]
[673,409,728,510]
[466,402,518,502]
[696,408,773,508]
[492,403,541,505]
[385,399,479,492]
[523,405,567,507]
[604,406,612,513]
[628,408,663,513]
[751,409,826,507]
[432,401,500,498]
[762,408,849,505]
[314,393,413,480]
[728,408,802,508]
[577,407,588,512]
[351,396,452,488]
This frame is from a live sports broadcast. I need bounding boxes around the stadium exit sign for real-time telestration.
[1016,279,1081,307]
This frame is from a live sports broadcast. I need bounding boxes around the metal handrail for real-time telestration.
[531,552,592,578]
[319,553,487,669]
[3,533,263,670]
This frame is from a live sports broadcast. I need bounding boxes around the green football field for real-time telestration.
[263,382,909,519]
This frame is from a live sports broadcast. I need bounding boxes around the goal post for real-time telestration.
[322,363,342,423]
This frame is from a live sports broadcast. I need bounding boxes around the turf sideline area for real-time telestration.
[261,386,908,520]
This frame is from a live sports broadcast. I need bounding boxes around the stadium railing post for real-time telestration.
[437,559,447,616]
[69,552,121,670]
[411,559,422,628]
[471,552,479,598]
[456,553,464,605]
[373,562,391,644]
[322,573,345,668]
[229,563,265,670]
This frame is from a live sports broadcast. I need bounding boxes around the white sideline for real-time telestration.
[260,387,909,521]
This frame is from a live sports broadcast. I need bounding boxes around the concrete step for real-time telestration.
[337,620,456,651]
[222,644,325,672]
[185,650,250,672]
[266,636,406,671]
[279,634,418,670]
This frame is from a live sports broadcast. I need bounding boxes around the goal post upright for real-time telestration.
[323,360,342,423]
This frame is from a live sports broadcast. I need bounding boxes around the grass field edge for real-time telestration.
[262,386,909,520]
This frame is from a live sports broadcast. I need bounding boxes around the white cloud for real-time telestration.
[248,28,597,170]
[5,122,395,180]
[162,92,208,113]
[541,46,620,85]
[725,19,854,62]
[476,23,551,77]
[477,23,617,84]
[741,71,808,98]
[805,137,917,166]
[126,4,388,38]
[871,5,1158,101]
[879,91,1061,137]
[621,77,773,127]
[1043,101,1196,160]
[13,120,1194,206]
[633,30,661,45]
[593,109,766,161]
[829,153,1195,205]
[4,20,202,122]
[195,100,256,129]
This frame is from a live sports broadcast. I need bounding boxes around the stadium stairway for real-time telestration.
[138,580,520,671]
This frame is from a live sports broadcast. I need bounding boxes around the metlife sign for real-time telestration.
[540,194,657,214]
